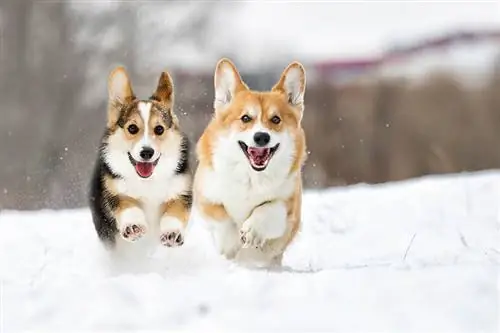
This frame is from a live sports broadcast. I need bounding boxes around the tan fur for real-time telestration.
[112,102,179,146]
[151,72,174,102]
[194,58,307,265]
[197,58,307,174]
[283,180,302,248]
[114,195,141,217]
[98,66,192,247]
[105,167,191,235]
[106,68,180,158]
[197,91,306,172]
[107,72,179,136]
[103,173,118,194]
[160,197,191,226]
[107,67,135,129]
[198,198,231,222]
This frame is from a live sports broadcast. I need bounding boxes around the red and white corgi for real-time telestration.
[194,59,307,266]
[88,67,192,253]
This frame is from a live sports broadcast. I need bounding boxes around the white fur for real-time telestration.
[109,70,130,101]
[214,62,238,110]
[105,115,191,248]
[283,66,305,107]
[114,174,190,224]
[241,106,286,149]
[160,216,184,233]
[117,206,146,231]
[138,101,151,143]
[240,200,287,246]
[196,117,298,265]
[128,101,162,162]
[200,127,296,223]
[246,104,260,119]
[106,127,183,182]
[203,214,241,259]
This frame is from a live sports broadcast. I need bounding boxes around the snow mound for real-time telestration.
[1,171,499,332]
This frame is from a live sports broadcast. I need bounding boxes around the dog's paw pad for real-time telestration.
[121,224,146,242]
[160,230,184,247]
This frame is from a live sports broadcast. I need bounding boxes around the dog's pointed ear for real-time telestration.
[272,61,306,113]
[214,58,248,112]
[108,66,135,103]
[107,66,135,126]
[151,71,174,105]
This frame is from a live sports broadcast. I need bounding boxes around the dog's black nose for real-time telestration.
[253,132,271,147]
[140,147,155,161]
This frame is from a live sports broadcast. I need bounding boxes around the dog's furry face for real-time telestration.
[198,59,307,176]
[103,67,185,180]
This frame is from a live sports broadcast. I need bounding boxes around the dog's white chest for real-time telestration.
[116,178,165,203]
[201,167,294,223]
[115,174,189,218]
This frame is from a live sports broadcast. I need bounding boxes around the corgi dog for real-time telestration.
[88,67,192,253]
[194,59,307,267]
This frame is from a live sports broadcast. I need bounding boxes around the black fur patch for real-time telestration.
[256,200,272,208]
[149,95,161,102]
[88,134,122,246]
[116,101,138,129]
[113,99,175,130]
[175,134,190,174]
[89,104,193,246]
[180,191,193,210]
[149,101,173,128]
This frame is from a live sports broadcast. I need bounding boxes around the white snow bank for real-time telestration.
[0,171,499,332]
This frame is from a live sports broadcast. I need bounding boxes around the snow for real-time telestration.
[1,171,499,332]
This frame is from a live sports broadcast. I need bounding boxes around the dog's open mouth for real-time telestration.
[128,153,160,178]
[238,141,279,171]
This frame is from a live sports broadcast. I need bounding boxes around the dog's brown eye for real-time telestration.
[271,116,281,124]
[154,125,164,136]
[127,124,139,135]
[241,115,252,123]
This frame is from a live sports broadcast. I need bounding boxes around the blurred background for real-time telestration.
[1,0,500,210]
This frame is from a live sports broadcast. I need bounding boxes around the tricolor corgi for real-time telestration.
[88,67,192,253]
[194,59,307,267]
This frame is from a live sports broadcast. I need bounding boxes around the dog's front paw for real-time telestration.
[120,223,147,242]
[118,207,147,242]
[239,225,265,249]
[159,217,185,247]
[160,230,184,247]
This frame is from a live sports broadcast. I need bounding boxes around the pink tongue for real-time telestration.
[135,162,154,178]
[247,147,270,166]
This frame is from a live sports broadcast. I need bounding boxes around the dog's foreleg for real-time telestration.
[239,200,287,249]
[159,194,191,247]
[115,196,147,242]
[199,199,240,259]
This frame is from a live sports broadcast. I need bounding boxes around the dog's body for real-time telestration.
[89,67,192,253]
[194,59,307,266]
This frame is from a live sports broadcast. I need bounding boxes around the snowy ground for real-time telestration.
[1,171,499,332]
